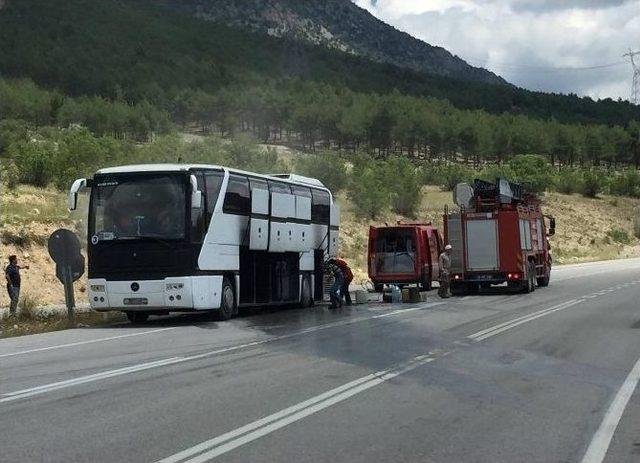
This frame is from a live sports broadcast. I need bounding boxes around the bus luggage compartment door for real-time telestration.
[250,188,269,251]
[270,192,295,253]
[294,195,312,252]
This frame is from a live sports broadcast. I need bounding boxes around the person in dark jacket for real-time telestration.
[327,261,344,309]
[331,258,353,306]
[5,255,28,315]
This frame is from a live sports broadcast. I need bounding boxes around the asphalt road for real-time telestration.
[2,259,640,463]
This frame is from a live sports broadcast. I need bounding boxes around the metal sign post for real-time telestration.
[48,229,85,325]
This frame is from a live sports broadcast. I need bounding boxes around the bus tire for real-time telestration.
[300,274,313,308]
[126,311,149,324]
[215,277,235,321]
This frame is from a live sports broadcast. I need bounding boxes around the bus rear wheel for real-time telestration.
[126,311,149,324]
[214,278,235,321]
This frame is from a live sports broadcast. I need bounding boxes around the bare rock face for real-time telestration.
[159,0,506,86]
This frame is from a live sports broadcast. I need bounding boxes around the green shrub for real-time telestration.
[1,160,20,190]
[508,154,553,194]
[580,170,606,198]
[609,169,640,198]
[426,163,474,191]
[348,162,389,218]
[634,209,640,239]
[10,139,56,187]
[606,228,631,244]
[554,169,582,195]
[295,150,349,192]
[224,136,283,173]
[386,157,421,217]
[478,164,515,183]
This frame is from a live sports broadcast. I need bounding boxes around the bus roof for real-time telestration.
[95,164,328,191]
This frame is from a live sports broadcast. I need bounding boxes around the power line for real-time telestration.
[461,55,626,72]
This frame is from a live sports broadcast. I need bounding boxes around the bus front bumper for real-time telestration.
[87,276,223,311]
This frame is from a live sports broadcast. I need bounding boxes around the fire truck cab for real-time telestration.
[444,179,555,295]
[368,223,443,292]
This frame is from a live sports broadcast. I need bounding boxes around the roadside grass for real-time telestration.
[1,185,71,227]
[0,306,126,339]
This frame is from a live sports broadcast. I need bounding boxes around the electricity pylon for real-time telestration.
[623,49,640,104]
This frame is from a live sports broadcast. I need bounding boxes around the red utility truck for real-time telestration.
[368,223,443,292]
[444,179,555,294]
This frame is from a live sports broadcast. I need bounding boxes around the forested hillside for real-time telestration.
[160,0,505,85]
[0,0,638,127]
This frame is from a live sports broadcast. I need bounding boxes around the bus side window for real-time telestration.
[223,175,250,215]
[205,171,224,222]
[191,172,207,242]
[292,186,312,199]
[311,189,330,224]
[268,180,291,194]
[250,178,269,193]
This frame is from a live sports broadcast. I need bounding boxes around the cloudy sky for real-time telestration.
[353,0,640,101]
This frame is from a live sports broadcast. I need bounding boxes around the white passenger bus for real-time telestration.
[68,164,340,323]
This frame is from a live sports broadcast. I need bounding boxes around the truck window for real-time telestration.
[374,229,416,274]
[311,189,330,224]
[223,175,250,215]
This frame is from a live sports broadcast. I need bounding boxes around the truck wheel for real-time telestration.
[537,266,551,287]
[450,283,466,296]
[374,283,384,293]
[214,278,235,321]
[300,274,313,308]
[126,312,149,324]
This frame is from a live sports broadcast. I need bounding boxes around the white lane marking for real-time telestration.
[581,356,640,463]
[157,353,441,463]
[0,303,441,404]
[468,299,581,342]
[0,328,176,359]
[0,357,185,403]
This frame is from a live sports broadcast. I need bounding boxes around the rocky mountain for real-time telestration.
[159,0,506,86]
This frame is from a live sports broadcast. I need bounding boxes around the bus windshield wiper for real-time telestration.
[117,234,176,248]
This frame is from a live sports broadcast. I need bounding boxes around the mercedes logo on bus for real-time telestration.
[131,282,140,292]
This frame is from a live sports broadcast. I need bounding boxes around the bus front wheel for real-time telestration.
[215,278,235,321]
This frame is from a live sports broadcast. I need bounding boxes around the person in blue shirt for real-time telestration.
[5,255,28,316]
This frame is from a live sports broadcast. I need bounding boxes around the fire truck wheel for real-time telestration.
[300,274,313,308]
[374,284,384,293]
[214,278,235,321]
[537,266,551,287]
[126,311,149,324]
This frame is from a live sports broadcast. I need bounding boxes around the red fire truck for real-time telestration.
[444,179,555,294]
[368,223,443,292]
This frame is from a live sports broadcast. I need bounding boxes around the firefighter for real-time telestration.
[331,257,353,306]
[326,260,344,309]
[438,244,453,298]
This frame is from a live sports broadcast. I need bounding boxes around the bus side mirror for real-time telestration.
[190,175,203,209]
[68,178,87,211]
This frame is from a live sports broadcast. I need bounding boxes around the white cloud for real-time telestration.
[353,0,640,100]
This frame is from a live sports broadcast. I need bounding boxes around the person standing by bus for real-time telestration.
[438,245,452,298]
[5,255,28,315]
[331,258,353,306]
[327,260,344,309]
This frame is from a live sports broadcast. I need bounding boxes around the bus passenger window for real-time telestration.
[268,181,291,194]
[223,175,250,215]
[205,171,224,220]
[311,190,330,224]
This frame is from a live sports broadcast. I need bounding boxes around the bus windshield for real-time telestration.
[90,174,187,242]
